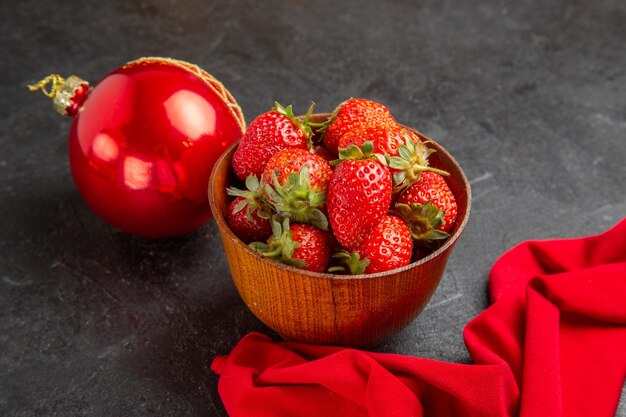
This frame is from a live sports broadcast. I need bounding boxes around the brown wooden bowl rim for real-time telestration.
[208,113,472,281]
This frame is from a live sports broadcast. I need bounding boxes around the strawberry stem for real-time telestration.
[263,247,284,258]
[410,165,450,179]
[306,121,326,127]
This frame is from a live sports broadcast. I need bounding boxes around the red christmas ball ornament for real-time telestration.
[29,57,245,237]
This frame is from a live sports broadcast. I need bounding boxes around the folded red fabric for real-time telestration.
[212,219,626,417]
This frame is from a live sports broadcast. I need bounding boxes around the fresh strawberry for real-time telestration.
[338,124,408,157]
[232,102,315,180]
[330,215,413,274]
[327,142,392,250]
[250,218,333,273]
[226,197,272,243]
[319,98,397,156]
[262,149,331,230]
[395,171,458,245]
[290,223,334,273]
[262,148,331,194]
[356,215,413,273]
[226,175,273,243]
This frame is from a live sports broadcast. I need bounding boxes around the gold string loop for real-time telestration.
[27,74,66,100]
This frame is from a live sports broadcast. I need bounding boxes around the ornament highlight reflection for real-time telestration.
[91,133,119,162]
[164,90,217,140]
[123,156,153,190]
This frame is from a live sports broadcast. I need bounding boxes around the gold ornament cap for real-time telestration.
[28,74,89,117]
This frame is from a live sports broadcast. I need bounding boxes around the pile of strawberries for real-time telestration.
[226,98,457,274]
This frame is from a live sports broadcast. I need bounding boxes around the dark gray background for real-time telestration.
[1,0,625,415]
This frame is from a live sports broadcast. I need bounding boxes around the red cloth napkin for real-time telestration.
[212,219,626,417]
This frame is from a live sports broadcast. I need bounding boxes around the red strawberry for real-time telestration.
[262,148,331,230]
[337,124,408,157]
[330,215,413,274]
[320,98,397,156]
[327,142,392,250]
[226,197,272,243]
[290,224,334,273]
[226,175,273,243]
[250,218,333,273]
[356,215,413,273]
[395,171,458,244]
[232,102,314,180]
[262,148,331,194]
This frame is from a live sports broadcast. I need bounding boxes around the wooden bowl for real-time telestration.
[208,114,471,347]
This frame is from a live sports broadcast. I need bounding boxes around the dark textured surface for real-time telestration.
[1,0,625,415]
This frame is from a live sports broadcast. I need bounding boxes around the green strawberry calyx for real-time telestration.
[273,101,316,150]
[327,250,371,275]
[330,141,388,167]
[387,133,450,192]
[394,201,450,245]
[226,174,273,221]
[249,217,307,268]
[264,165,329,230]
